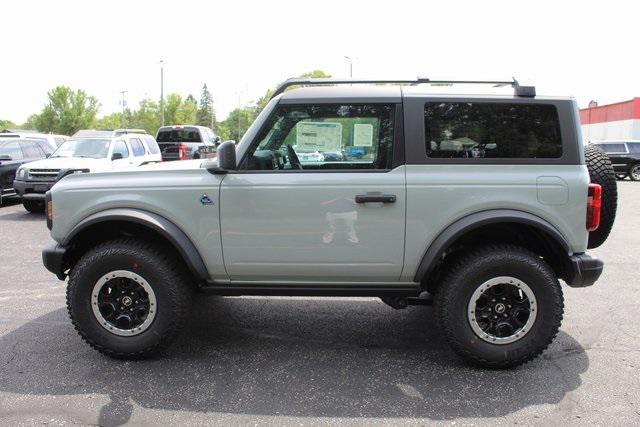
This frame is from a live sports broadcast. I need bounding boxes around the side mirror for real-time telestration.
[206,140,236,174]
[214,136,221,144]
[111,152,124,161]
[0,154,12,161]
[45,153,52,158]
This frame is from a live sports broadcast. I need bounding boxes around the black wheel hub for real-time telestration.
[97,277,151,331]
[468,276,537,344]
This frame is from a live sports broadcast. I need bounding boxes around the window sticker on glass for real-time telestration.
[296,122,342,151]
[353,123,373,147]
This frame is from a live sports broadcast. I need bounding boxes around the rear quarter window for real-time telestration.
[144,136,161,155]
[425,102,562,159]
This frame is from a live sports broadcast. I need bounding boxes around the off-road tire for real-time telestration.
[585,145,617,249]
[22,199,45,213]
[435,245,564,369]
[67,238,193,359]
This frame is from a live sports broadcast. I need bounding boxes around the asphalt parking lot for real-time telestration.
[0,184,639,426]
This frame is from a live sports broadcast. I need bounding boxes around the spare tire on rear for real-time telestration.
[585,145,617,249]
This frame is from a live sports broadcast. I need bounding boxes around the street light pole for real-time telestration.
[119,90,128,127]
[160,59,165,126]
[344,56,353,78]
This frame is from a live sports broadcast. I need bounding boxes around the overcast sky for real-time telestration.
[2,0,639,124]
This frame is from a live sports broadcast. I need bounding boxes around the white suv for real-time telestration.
[13,131,161,212]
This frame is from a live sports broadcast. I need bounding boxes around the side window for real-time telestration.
[54,137,66,147]
[0,142,24,159]
[112,140,129,158]
[35,140,54,156]
[425,102,562,159]
[20,141,44,158]
[144,136,161,155]
[130,138,146,156]
[627,143,640,153]
[243,104,395,171]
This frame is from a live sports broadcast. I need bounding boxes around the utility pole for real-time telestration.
[160,59,165,126]
[236,91,241,140]
[119,90,128,127]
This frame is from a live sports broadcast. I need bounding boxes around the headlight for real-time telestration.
[16,168,27,180]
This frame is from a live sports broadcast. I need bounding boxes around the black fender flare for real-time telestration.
[62,208,209,281]
[413,209,571,283]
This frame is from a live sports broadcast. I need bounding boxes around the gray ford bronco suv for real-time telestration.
[42,78,617,368]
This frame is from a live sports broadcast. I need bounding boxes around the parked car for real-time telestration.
[590,140,640,180]
[156,125,219,160]
[42,77,616,368]
[0,130,69,150]
[13,131,161,212]
[0,138,50,205]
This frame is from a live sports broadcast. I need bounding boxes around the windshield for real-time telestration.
[51,138,111,158]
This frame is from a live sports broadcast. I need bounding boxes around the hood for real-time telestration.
[22,156,111,171]
[138,159,211,171]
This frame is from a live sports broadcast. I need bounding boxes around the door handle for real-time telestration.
[355,194,396,203]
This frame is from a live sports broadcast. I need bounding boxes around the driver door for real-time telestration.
[219,102,406,283]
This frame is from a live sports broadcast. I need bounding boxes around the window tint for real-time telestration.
[112,140,129,158]
[130,138,146,156]
[244,104,395,171]
[0,141,23,159]
[425,102,562,159]
[595,143,626,154]
[35,140,54,155]
[627,143,640,153]
[20,141,44,158]
[156,128,202,143]
[144,136,160,154]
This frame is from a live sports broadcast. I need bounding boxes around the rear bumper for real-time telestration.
[42,243,67,280]
[565,253,603,288]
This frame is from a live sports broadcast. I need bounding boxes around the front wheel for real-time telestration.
[435,245,564,368]
[67,238,193,358]
[22,198,45,213]
[615,173,627,180]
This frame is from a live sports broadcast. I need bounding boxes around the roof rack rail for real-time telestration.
[271,76,535,99]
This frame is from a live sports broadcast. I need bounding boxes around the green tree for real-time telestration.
[0,119,17,131]
[129,98,161,135]
[196,84,215,128]
[93,112,123,130]
[176,94,198,124]
[33,86,99,135]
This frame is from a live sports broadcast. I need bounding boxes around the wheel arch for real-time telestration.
[62,208,209,282]
[413,209,572,286]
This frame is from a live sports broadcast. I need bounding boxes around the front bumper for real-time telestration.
[566,253,603,288]
[42,243,67,280]
[13,179,55,199]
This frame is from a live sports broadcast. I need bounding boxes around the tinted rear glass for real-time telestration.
[425,102,562,159]
[156,128,202,143]
[627,143,640,153]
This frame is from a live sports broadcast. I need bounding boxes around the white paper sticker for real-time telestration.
[353,123,373,147]
[296,122,343,151]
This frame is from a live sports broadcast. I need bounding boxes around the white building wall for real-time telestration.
[581,119,640,142]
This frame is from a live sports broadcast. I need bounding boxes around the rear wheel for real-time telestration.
[585,145,617,248]
[435,245,564,368]
[629,164,640,181]
[67,238,193,358]
[22,199,45,213]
